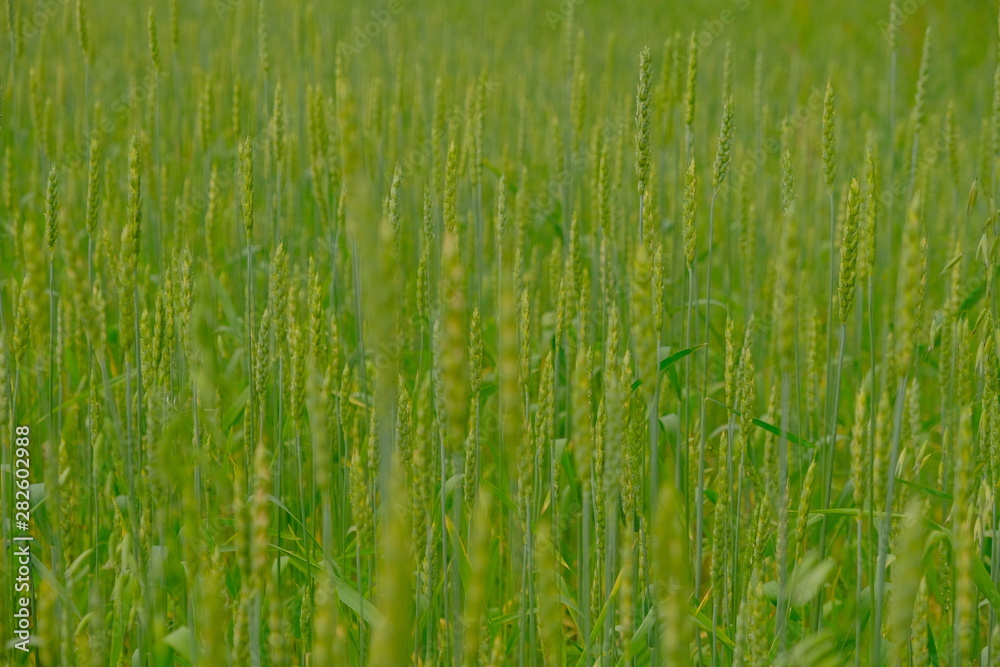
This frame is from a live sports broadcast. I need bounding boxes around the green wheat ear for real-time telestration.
[683,158,697,269]
[780,129,795,215]
[440,225,468,454]
[710,430,731,622]
[76,0,90,63]
[635,45,652,206]
[368,455,414,667]
[85,134,101,237]
[535,518,563,667]
[572,342,593,488]
[119,136,142,355]
[654,482,692,664]
[775,206,798,372]
[838,177,862,324]
[793,459,816,561]
[464,306,483,513]
[462,492,491,667]
[712,95,734,191]
[913,27,931,135]
[147,7,161,73]
[630,242,656,407]
[239,138,255,239]
[44,165,58,252]
[822,80,836,189]
[849,376,870,509]
[895,196,927,371]
[684,31,698,141]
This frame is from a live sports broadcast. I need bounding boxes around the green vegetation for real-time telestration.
[1,0,999,664]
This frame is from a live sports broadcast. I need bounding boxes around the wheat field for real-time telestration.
[0,0,999,665]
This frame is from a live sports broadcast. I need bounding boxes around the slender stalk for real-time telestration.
[816,322,846,627]
[355,516,364,663]
[274,352,284,606]
[527,499,537,667]
[649,387,660,515]
[685,265,697,524]
[855,516,864,665]
[823,189,835,429]
[885,4,897,260]
[728,394,743,644]
[154,78,162,270]
[581,486,592,665]
[866,279,878,667]
[695,189,719,612]
[295,426,310,616]
[517,514,531,667]
[47,250,65,663]
[873,372,909,665]
[733,433,745,628]
[604,493,618,662]
[776,373,791,650]
[439,431,451,665]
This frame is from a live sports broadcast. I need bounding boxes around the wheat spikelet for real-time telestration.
[838,177,862,324]
[683,159,697,269]
[713,95,735,190]
[822,81,836,189]
[635,45,652,215]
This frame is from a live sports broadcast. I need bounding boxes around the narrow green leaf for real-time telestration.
[272,544,383,626]
[708,397,814,447]
[161,626,193,660]
[631,343,706,390]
